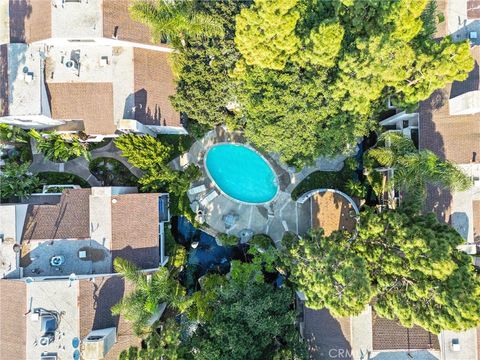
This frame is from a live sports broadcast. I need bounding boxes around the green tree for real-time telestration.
[235,0,300,70]
[366,132,471,205]
[112,258,186,335]
[0,161,40,201]
[185,261,307,360]
[114,133,171,171]
[282,230,373,317]
[235,0,473,166]
[0,124,29,143]
[119,319,184,360]
[357,208,480,334]
[171,1,248,128]
[129,0,224,46]
[29,130,90,162]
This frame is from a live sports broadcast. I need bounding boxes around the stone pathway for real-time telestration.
[29,139,142,186]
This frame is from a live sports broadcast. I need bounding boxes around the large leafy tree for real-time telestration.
[235,0,300,70]
[29,130,90,162]
[129,0,224,46]
[0,160,40,201]
[171,1,248,129]
[234,0,473,166]
[112,258,186,335]
[184,261,308,360]
[282,229,373,317]
[357,208,480,334]
[366,132,471,205]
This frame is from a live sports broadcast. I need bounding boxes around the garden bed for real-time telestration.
[36,172,90,189]
[89,157,137,186]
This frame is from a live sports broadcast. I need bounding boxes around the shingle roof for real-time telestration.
[22,189,91,241]
[102,0,154,45]
[372,314,440,351]
[9,0,52,43]
[303,308,352,360]
[111,193,160,270]
[46,82,117,135]
[0,280,27,360]
[79,276,141,360]
[133,48,181,128]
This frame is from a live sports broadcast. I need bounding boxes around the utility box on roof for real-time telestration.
[81,327,117,360]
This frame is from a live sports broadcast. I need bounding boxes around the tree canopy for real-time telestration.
[285,206,480,334]
[232,0,473,167]
[0,161,40,201]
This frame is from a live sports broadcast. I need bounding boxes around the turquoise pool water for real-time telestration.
[205,144,278,204]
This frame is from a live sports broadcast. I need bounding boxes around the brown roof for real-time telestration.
[372,314,440,351]
[22,189,91,241]
[312,191,356,236]
[47,82,117,135]
[0,45,8,117]
[79,276,141,360]
[9,0,51,43]
[468,0,480,19]
[434,0,448,38]
[0,280,27,360]
[111,193,160,270]
[102,0,153,45]
[133,48,181,128]
[424,184,452,223]
[303,308,352,360]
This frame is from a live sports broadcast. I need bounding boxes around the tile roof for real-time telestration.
[79,276,141,360]
[372,314,440,351]
[303,308,352,360]
[102,0,153,45]
[133,48,181,128]
[46,82,117,135]
[424,184,452,223]
[434,0,448,38]
[9,0,51,43]
[311,191,356,236]
[468,0,480,19]
[22,189,91,241]
[111,193,160,270]
[0,280,27,360]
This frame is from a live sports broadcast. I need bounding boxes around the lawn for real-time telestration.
[291,163,355,200]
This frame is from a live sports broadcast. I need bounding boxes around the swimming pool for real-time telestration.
[205,143,279,204]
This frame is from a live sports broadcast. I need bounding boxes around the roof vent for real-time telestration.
[452,338,461,352]
[81,328,117,360]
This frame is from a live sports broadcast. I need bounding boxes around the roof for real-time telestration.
[111,193,160,269]
[372,314,440,351]
[9,0,51,43]
[311,191,357,236]
[133,48,181,128]
[79,276,141,360]
[103,0,153,45]
[0,280,27,360]
[303,307,352,360]
[47,82,117,135]
[468,0,480,19]
[22,189,91,241]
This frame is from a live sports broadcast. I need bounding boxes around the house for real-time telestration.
[0,0,186,140]
[0,187,170,359]
[299,304,480,360]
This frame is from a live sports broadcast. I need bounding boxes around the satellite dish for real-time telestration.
[24,277,34,284]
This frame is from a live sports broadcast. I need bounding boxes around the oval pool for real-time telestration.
[205,144,278,204]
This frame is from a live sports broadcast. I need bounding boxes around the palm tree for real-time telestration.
[111,258,186,335]
[129,0,224,46]
[29,130,90,163]
[366,132,471,205]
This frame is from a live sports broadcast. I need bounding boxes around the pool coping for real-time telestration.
[203,142,280,206]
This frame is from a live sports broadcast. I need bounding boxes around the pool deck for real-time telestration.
[171,126,354,243]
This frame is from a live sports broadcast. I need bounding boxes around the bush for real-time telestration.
[36,172,90,189]
[29,130,90,162]
[89,157,137,186]
[218,233,239,247]
[250,234,274,250]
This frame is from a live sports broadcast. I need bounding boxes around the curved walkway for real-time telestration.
[29,140,142,187]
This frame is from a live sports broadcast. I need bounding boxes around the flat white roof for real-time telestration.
[51,0,103,39]
[7,44,43,116]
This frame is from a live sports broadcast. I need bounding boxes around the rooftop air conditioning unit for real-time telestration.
[81,327,117,360]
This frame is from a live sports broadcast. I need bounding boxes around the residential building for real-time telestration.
[0,187,170,359]
[0,0,186,140]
